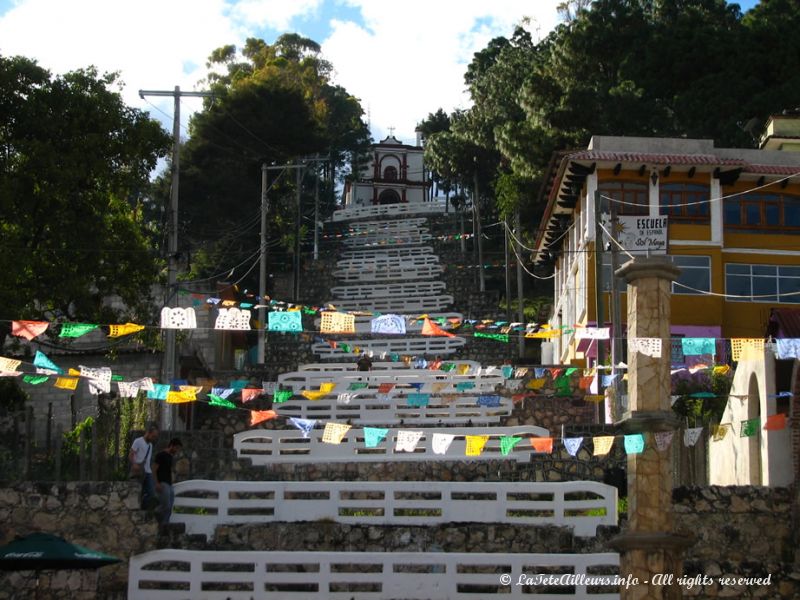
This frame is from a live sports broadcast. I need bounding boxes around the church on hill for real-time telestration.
[343,131,430,206]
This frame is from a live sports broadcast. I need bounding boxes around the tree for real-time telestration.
[0,55,171,346]
[170,36,371,285]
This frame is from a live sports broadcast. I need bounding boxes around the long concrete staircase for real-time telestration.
[127,205,621,599]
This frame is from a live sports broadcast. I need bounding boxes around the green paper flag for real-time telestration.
[209,394,237,409]
[348,382,368,391]
[740,418,760,437]
[273,389,293,403]
[474,332,509,342]
[23,374,50,385]
[554,376,572,397]
[59,323,98,338]
[500,436,522,456]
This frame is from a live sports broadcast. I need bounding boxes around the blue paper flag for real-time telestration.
[624,433,645,454]
[269,311,302,332]
[502,365,514,379]
[477,395,501,407]
[289,417,316,438]
[681,337,715,356]
[407,393,430,407]
[33,351,63,374]
[229,379,249,391]
[563,437,583,456]
[455,382,475,392]
[211,387,235,399]
[147,384,170,400]
[364,427,389,448]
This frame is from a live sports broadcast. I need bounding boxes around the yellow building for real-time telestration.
[534,118,800,367]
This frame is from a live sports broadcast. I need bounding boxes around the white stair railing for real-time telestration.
[275,394,512,425]
[276,368,502,393]
[311,335,465,358]
[130,550,620,599]
[333,264,443,283]
[348,217,428,233]
[328,295,455,313]
[341,246,434,260]
[330,200,448,222]
[296,358,479,372]
[171,480,618,539]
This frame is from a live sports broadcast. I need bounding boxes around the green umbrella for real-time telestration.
[0,532,121,571]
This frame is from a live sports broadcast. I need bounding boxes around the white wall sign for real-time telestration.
[616,216,668,254]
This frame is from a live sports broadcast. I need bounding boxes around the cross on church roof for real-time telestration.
[388,126,395,136]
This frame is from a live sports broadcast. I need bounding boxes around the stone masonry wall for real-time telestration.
[0,481,158,600]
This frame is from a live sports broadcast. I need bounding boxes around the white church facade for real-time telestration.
[343,133,430,206]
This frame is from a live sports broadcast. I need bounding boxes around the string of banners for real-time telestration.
[8,316,794,365]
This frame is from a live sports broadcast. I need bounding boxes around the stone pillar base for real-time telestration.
[610,532,694,600]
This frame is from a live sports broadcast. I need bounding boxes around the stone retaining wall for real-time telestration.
[673,485,800,598]
[0,481,157,600]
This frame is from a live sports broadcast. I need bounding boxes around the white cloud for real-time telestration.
[0,0,563,147]
[323,0,562,144]
[231,0,322,31]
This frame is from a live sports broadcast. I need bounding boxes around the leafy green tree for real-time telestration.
[0,55,171,346]
[171,35,371,284]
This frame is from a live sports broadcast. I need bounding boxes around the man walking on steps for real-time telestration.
[154,438,183,525]
[129,424,159,511]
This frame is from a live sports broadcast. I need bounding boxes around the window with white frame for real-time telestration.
[725,263,800,303]
[601,254,710,294]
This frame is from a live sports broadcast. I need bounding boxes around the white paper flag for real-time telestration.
[215,308,252,330]
[432,433,455,455]
[396,430,424,452]
[628,337,662,358]
[80,365,112,395]
[575,327,610,340]
[683,427,704,447]
[160,307,197,329]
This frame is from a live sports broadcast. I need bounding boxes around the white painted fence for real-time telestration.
[296,359,479,372]
[336,253,440,270]
[233,426,550,464]
[331,281,446,300]
[342,232,432,247]
[330,200,448,222]
[312,335,465,357]
[348,217,428,233]
[328,295,454,314]
[313,312,463,334]
[171,480,618,539]
[275,394,512,425]
[341,246,434,260]
[129,550,620,599]
[276,367,502,393]
[333,264,443,283]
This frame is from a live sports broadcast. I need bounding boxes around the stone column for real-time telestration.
[611,257,691,600]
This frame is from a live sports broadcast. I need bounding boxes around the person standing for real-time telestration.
[356,353,373,372]
[129,424,159,510]
[153,438,182,525]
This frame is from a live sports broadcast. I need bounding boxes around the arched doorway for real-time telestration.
[747,373,762,484]
[378,189,401,205]
[383,165,398,180]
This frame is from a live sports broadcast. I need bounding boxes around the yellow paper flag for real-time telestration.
[108,323,145,337]
[301,382,336,401]
[54,377,79,390]
[465,435,490,456]
[527,378,546,390]
[322,422,351,444]
[167,390,197,403]
[592,435,615,456]
[0,357,22,373]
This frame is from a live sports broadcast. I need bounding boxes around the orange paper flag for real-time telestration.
[531,437,554,453]
[11,320,49,341]
[421,318,455,338]
[250,410,278,426]
[763,413,787,431]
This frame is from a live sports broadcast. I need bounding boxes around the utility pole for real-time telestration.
[504,216,512,324]
[515,208,525,359]
[594,189,607,424]
[258,163,269,365]
[294,162,303,302]
[313,155,320,261]
[473,164,485,292]
[609,201,624,419]
[139,86,212,430]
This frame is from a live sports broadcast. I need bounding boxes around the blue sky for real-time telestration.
[0,0,764,146]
